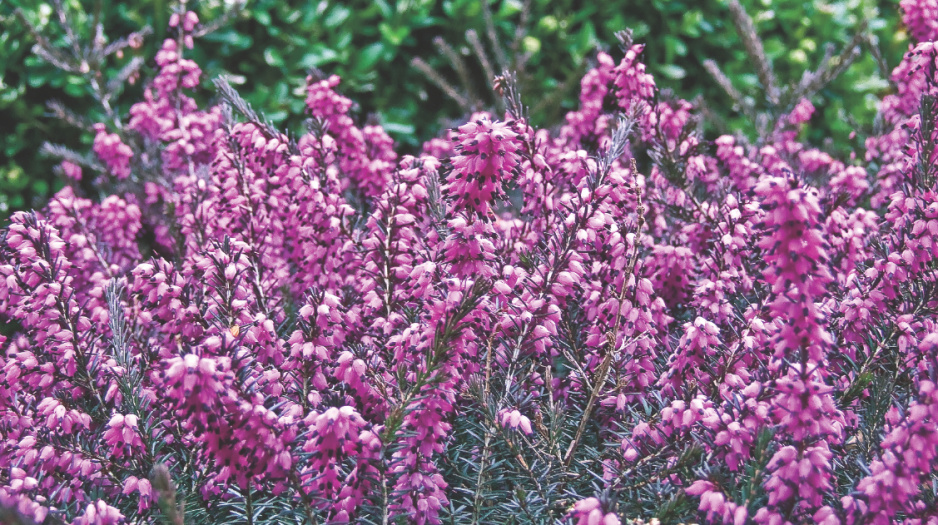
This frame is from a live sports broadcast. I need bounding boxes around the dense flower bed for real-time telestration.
[1,3,938,524]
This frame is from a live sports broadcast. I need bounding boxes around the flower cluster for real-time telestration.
[92,124,133,180]
[567,497,621,525]
[3,4,938,525]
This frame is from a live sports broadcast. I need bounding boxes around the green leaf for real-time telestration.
[355,42,385,72]
[664,35,687,58]
[264,48,284,67]
[265,109,288,123]
[373,0,393,18]
[680,10,703,37]
[658,64,686,80]
[323,5,351,29]
[254,9,271,26]
[203,29,253,50]
[299,45,338,68]
[499,0,524,17]
[539,15,558,32]
[378,22,410,46]
[522,35,541,55]
[853,77,889,92]
[380,121,415,135]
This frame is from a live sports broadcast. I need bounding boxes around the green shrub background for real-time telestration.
[0,0,909,218]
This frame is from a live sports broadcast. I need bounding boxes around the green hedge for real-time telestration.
[0,0,908,218]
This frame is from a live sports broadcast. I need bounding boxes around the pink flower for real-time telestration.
[60,161,82,181]
[567,497,621,525]
[900,0,938,43]
[498,408,533,434]
[121,476,153,513]
[102,414,144,457]
[92,124,133,179]
[614,43,656,110]
[71,500,124,525]
[446,116,523,216]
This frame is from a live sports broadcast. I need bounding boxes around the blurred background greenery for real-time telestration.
[0,0,909,219]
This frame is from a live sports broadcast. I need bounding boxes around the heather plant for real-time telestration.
[2,3,938,525]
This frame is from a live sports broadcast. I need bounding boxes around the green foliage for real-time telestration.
[1,0,149,217]
[0,0,909,220]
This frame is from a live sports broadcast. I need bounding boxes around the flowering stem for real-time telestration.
[563,176,644,467]
[245,481,253,525]
[470,432,492,525]
[288,471,319,525]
